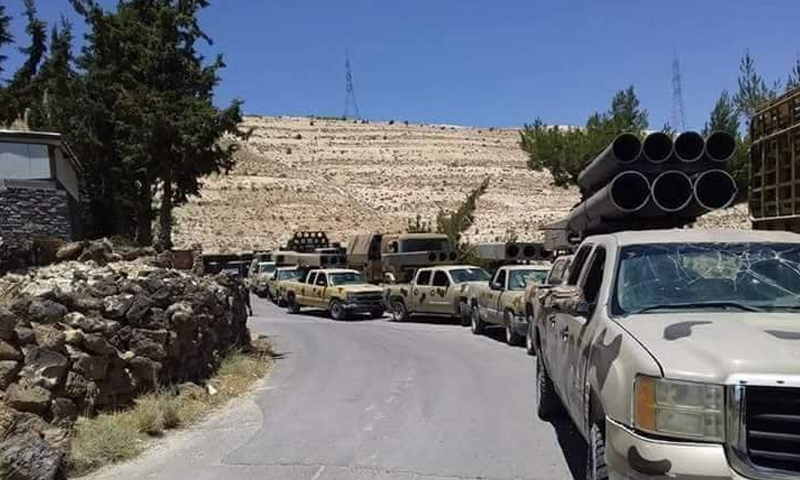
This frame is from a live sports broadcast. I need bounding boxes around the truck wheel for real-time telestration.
[504,311,524,346]
[286,294,301,314]
[537,354,563,420]
[459,301,471,327]
[586,423,609,480]
[330,300,346,321]
[390,299,408,322]
[470,305,485,335]
[525,324,536,356]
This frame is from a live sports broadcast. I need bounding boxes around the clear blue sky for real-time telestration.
[3,0,799,129]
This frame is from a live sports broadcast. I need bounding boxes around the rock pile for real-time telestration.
[0,256,250,480]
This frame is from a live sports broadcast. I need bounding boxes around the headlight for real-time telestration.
[634,376,725,442]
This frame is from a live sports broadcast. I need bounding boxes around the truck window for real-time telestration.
[582,247,606,308]
[548,257,569,285]
[416,270,432,285]
[432,271,450,287]
[315,273,328,286]
[306,272,317,285]
[492,269,506,289]
[567,245,593,285]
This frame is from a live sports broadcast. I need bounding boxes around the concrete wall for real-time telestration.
[0,180,73,242]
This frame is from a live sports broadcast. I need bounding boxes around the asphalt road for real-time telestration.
[87,298,584,480]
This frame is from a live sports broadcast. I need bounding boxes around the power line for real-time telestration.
[671,50,687,131]
[343,48,361,120]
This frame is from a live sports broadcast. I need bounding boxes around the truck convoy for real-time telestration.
[347,232,458,283]
[280,268,385,320]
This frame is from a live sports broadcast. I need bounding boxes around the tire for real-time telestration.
[330,300,346,321]
[390,299,408,322]
[537,353,563,420]
[505,310,524,346]
[470,304,485,335]
[286,294,301,314]
[459,301,471,327]
[525,324,537,356]
[586,423,609,480]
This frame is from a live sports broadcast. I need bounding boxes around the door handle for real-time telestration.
[560,327,569,341]
[413,289,419,295]
[549,317,556,327]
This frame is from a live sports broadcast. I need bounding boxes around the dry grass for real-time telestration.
[67,339,274,476]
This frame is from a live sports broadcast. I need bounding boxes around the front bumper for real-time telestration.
[606,418,748,480]
[342,301,385,313]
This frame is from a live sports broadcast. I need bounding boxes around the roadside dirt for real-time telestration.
[173,116,749,252]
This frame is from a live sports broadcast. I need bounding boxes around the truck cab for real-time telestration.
[533,229,800,480]
[384,265,490,322]
[466,264,550,345]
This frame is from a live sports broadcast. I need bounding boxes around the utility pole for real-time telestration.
[671,50,687,132]
[343,49,361,120]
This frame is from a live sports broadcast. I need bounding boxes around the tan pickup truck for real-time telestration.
[266,266,301,305]
[282,268,385,320]
[532,229,800,480]
[465,264,550,345]
[384,265,491,323]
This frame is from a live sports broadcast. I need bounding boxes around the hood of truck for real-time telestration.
[617,312,800,383]
[332,284,383,294]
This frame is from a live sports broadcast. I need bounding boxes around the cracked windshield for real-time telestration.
[1,1,799,480]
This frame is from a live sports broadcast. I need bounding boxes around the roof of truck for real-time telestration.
[596,229,800,246]
[500,263,551,271]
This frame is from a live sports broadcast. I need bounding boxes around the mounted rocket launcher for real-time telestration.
[555,130,737,246]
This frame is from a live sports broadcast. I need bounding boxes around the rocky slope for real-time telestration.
[173,116,749,252]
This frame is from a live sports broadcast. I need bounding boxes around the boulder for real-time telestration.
[153,250,174,268]
[0,360,21,389]
[177,381,206,400]
[14,326,35,345]
[103,294,133,319]
[0,339,23,361]
[67,348,108,381]
[61,371,91,401]
[32,325,65,352]
[89,276,119,298]
[71,295,104,314]
[55,241,86,262]
[127,356,161,388]
[49,398,77,427]
[27,300,67,325]
[5,383,53,414]
[77,238,114,265]
[126,295,154,324]
[96,364,137,406]
[61,312,103,333]
[19,348,68,390]
[83,333,115,356]
[0,433,66,480]
[63,329,83,346]
[0,306,16,341]
[128,329,168,361]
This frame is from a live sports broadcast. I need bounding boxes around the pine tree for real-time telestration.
[0,3,12,78]
[436,177,490,251]
[703,90,739,136]
[787,55,800,91]
[0,0,47,125]
[734,51,775,120]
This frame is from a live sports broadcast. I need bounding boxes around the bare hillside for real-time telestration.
[173,116,748,252]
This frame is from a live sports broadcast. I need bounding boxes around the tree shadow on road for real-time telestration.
[548,417,587,480]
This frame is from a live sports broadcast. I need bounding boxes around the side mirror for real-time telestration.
[549,285,589,317]
[490,282,502,291]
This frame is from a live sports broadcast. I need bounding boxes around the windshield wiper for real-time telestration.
[628,301,762,315]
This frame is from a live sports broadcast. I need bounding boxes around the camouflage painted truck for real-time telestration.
[384,265,491,323]
[533,228,800,480]
[464,243,553,345]
[281,268,385,320]
[522,254,573,355]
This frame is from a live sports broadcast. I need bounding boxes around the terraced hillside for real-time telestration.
[173,116,748,252]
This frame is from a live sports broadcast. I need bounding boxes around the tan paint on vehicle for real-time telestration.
[282,268,384,315]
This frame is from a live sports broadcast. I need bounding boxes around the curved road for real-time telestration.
[88,298,584,480]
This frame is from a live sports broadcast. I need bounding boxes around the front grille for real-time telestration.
[351,293,383,303]
[745,386,800,473]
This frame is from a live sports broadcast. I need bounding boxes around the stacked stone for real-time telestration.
[0,267,249,421]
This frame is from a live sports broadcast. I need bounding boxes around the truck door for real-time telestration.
[548,245,592,405]
[564,246,606,429]
[410,270,433,312]
[299,271,317,306]
[481,269,505,325]
[429,270,453,314]
[312,272,329,308]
